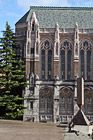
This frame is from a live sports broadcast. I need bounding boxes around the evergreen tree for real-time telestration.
[0,22,27,119]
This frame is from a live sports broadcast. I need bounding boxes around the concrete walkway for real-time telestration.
[64,128,91,140]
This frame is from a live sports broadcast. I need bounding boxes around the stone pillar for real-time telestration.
[30,12,40,76]
[54,23,59,78]
[33,76,40,122]
[53,76,60,123]
[74,22,79,78]
[77,77,84,108]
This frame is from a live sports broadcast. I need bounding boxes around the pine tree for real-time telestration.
[0,22,27,119]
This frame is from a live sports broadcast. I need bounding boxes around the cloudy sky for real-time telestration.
[0,0,93,36]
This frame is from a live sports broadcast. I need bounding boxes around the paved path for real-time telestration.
[64,128,91,140]
[0,120,91,140]
[0,120,65,140]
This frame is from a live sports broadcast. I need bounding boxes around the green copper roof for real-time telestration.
[16,6,93,29]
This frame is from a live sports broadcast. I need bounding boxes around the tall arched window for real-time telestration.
[41,40,53,80]
[60,40,72,80]
[67,50,72,79]
[41,49,45,79]
[59,88,73,115]
[39,88,53,115]
[60,50,65,79]
[84,88,93,115]
[80,40,92,80]
[80,50,84,78]
[87,50,91,80]
[48,49,52,79]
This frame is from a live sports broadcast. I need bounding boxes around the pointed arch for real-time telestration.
[39,87,53,115]
[32,21,35,31]
[40,37,53,80]
[79,38,92,80]
[60,38,73,80]
[84,88,93,115]
[59,87,74,115]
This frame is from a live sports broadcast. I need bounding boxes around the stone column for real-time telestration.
[53,77,60,123]
[33,76,40,122]
[54,23,59,78]
[74,22,79,78]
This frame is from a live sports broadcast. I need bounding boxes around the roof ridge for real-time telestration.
[30,6,93,10]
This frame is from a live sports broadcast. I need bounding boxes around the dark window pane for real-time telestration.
[83,41,88,47]
[32,22,35,31]
[31,48,34,54]
[67,50,72,80]
[60,50,65,79]
[48,49,52,80]
[41,49,45,79]
[87,50,91,80]
[64,41,69,46]
[80,50,84,78]
[45,40,49,46]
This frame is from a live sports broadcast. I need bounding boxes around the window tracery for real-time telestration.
[39,88,53,115]
[84,88,93,115]
[59,88,73,115]
[80,40,92,80]
[60,40,72,80]
[41,40,53,80]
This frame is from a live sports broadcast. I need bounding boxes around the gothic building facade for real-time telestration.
[15,6,93,123]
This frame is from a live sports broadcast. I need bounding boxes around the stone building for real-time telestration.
[15,6,93,123]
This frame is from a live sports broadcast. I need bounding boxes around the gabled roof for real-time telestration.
[16,6,93,29]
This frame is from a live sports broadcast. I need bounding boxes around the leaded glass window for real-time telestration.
[39,88,53,115]
[67,97,72,110]
[67,50,72,80]
[41,40,53,80]
[59,88,73,115]
[60,50,65,79]
[87,50,91,80]
[41,49,45,79]
[45,40,49,46]
[64,41,69,46]
[48,49,52,79]
[83,41,88,47]
[40,96,45,112]
[80,50,84,78]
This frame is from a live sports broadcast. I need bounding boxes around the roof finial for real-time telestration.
[75,22,78,29]
[55,22,59,30]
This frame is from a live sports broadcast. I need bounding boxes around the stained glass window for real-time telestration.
[67,50,72,80]
[80,50,84,78]
[48,49,52,79]
[87,50,91,80]
[60,50,65,79]
[41,49,45,79]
